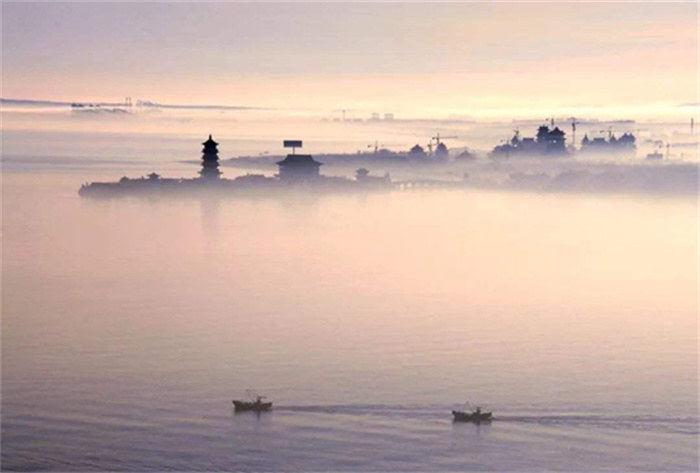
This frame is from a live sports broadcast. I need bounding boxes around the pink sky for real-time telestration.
[3,2,698,119]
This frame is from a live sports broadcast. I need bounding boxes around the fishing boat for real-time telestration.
[452,405,492,423]
[232,391,272,412]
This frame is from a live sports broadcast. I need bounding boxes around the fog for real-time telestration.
[3,104,697,196]
[3,0,699,467]
[2,105,698,470]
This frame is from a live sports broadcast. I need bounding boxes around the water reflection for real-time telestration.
[200,197,221,238]
[1,172,697,471]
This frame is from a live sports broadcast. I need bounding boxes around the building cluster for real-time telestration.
[79,124,643,198]
[369,113,395,121]
[580,132,636,153]
[79,135,390,197]
[491,125,568,158]
[408,143,449,160]
[325,111,396,123]
[489,123,638,159]
[199,135,327,183]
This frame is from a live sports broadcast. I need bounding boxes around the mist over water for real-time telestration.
[2,108,698,471]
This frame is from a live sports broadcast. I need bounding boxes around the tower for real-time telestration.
[546,127,566,154]
[200,135,221,180]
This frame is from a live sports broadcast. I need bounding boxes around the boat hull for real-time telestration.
[452,410,492,423]
[233,400,273,412]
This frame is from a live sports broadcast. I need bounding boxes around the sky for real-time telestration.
[2,1,698,119]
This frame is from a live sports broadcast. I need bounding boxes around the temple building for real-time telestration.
[491,125,568,158]
[276,154,323,181]
[546,127,566,154]
[408,144,427,159]
[200,135,221,180]
[355,167,391,187]
[355,168,370,180]
[536,125,550,145]
[435,142,449,160]
[580,132,636,153]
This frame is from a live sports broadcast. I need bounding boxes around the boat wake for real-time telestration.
[272,405,698,434]
[495,414,698,434]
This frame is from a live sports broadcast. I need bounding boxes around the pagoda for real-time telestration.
[200,135,221,180]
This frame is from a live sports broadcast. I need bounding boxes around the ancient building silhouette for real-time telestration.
[276,154,323,181]
[408,144,427,159]
[491,125,568,157]
[580,132,636,153]
[355,168,370,180]
[200,135,221,180]
[434,142,449,160]
[546,127,566,154]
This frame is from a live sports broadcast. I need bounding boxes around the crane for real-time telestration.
[427,133,459,157]
[432,132,458,146]
[368,141,383,154]
[427,133,458,156]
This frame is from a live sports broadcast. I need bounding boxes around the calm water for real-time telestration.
[1,126,698,471]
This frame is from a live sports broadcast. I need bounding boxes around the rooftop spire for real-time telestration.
[202,134,219,146]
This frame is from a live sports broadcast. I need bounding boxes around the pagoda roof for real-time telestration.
[548,127,565,136]
[202,134,218,146]
[276,154,322,167]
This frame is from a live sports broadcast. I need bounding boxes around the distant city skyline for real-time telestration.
[3,2,698,119]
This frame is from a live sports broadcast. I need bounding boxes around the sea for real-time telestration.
[1,105,698,471]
